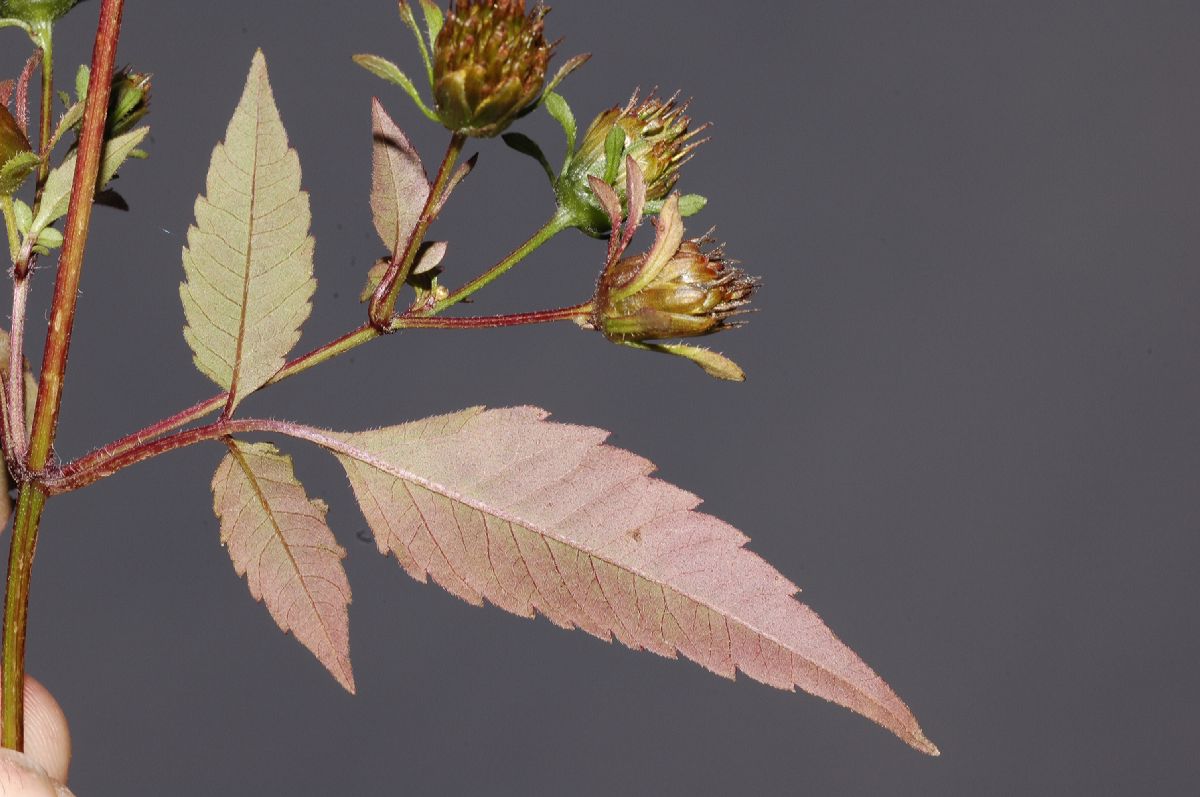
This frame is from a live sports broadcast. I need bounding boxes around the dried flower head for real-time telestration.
[582,159,756,381]
[433,0,554,137]
[596,237,755,343]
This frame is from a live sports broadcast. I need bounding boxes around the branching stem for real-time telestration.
[2,0,125,751]
[368,132,466,328]
[424,208,572,315]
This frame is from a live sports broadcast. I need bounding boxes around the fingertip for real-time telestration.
[1,676,72,786]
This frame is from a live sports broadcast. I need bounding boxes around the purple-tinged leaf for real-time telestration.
[328,406,937,754]
[370,98,429,258]
[212,440,354,692]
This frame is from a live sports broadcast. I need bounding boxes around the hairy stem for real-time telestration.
[368,132,466,328]
[52,417,393,494]
[2,0,126,752]
[63,323,380,479]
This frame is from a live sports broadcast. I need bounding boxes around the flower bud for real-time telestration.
[0,105,30,166]
[432,0,553,137]
[558,92,703,236]
[0,0,78,24]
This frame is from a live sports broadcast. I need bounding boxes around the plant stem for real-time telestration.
[34,20,54,190]
[62,323,380,479]
[52,417,400,494]
[2,0,126,752]
[368,132,466,329]
[62,209,579,478]
[392,303,590,330]
[424,207,572,315]
[0,486,45,749]
[5,278,30,459]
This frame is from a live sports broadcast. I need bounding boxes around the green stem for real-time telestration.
[2,0,126,752]
[425,207,572,315]
[1,486,45,750]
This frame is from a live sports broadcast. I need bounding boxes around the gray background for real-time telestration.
[4,1,1200,794]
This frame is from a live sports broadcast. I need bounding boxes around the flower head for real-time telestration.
[433,0,554,137]
[583,159,756,381]
[557,91,706,236]
[596,236,755,343]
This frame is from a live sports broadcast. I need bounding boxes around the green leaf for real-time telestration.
[644,193,708,218]
[0,150,39,197]
[542,53,591,98]
[30,125,148,234]
[212,440,354,692]
[630,341,746,381]
[501,132,553,182]
[179,51,315,413]
[11,198,31,232]
[417,0,444,47]
[74,64,89,102]
[543,92,576,160]
[352,54,438,123]
[398,0,433,82]
[35,224,62,250]
[677,193,707,216]
[602,125,626,185]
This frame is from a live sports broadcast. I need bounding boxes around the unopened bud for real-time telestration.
[558,92,704,236]
[433,0,553,137]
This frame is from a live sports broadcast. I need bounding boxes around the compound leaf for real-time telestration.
[180,51,314,412]
[327,406,937,754]
[212,439,354,692]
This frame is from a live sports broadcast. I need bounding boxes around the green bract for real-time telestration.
[0,0,78,24]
